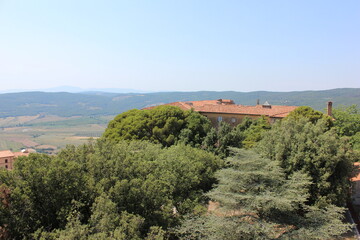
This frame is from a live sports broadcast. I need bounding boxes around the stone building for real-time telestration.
[0,150,30,170]
[145,99,299,127]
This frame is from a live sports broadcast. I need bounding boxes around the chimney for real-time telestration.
[256,99,260,105]
[327,101,333,116]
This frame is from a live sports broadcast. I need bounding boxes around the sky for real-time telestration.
[0,0,359,92]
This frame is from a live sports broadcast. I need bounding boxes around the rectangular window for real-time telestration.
[231,118,236,123]
[217,116,222,122]
[5,159,8,163]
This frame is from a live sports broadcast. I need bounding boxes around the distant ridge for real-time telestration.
[0,88,359,118]
[0,86,149,94]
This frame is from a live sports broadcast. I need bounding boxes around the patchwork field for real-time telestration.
[0,115,114,153]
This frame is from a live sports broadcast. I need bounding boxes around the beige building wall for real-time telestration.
[0,156,14,170]
[200,112,282,127]
[201,112,261,127]
[0,150,30,170]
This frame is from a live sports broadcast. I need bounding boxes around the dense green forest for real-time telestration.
[0,104,359,239]
[0,88,359,117]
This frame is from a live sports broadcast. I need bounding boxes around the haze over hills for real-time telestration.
[0,88,359,118]
[0,86,149,94]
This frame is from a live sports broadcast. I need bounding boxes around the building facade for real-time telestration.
[0,150,14,170]
[145,99,299,127]
[0,150,29,170]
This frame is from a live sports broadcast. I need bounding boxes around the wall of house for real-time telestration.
[269,117,281,124]
[0,156,14,170]
[200,112,260,127]
[200,112,283,127]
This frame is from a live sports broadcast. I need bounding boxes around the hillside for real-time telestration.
[0,88,359,118]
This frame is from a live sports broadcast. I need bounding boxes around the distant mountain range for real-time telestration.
[0,86,149,94]
[0,88,359,118]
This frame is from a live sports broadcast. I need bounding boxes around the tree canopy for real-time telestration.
[333,105,360,151]
[102,106,212,147]
[202,117,271,158]
[0,140,222,239]
[285,106,332,127]
[257,117,355,206]
[1,103,358,239]
[176,149,351,240]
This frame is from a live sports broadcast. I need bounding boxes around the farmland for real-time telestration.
[0,114,113,153]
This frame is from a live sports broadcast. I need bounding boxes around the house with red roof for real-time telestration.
[0,150,30,170]
[144,99,301,127]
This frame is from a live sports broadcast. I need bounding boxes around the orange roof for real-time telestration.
[352,162,360,181]
[13,152,30,158]
[144,99,298,118]
[0,150,14,158]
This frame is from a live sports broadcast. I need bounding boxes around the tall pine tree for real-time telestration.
[176,149,351,240]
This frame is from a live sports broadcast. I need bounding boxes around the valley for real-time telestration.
[0,115,113,153]
[0,88,359,152]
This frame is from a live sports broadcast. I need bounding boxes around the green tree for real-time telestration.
[0,153,93,239]
[332,105,360,151]
[240,116,271,149]
[176,149,351,240]
[202,121,244,158]
[34,195,145,240]
[102,106,211,147]
[34,211,90,240]
[257,117,355,206]
[145,226,166,240]
[88,194,144,240]
[0,141,220,238]
[87,140,221,230]
[202,117,271,157]
[286,106,332,126]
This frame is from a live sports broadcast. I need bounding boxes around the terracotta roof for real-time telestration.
[144,100,298,118]
[0,150,14,158]
[13,152,30,158]
[352,162,360,182]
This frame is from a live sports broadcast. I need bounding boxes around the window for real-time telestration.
[217,116,222,122]
[5,165,8,169]
[5,159,7,163]
[231,118,236,123]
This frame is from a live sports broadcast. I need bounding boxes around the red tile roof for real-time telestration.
[0,150,30,158]
[13,152,30,158]
[144,99,298,118]
[0,150,14,158]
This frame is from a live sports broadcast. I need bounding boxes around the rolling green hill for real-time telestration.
[0,88,359,118]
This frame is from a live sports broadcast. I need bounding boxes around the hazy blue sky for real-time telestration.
[0,0,359,92]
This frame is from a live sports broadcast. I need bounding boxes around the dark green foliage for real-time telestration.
[87,140,221,229]
[352,133,360,151]
[286,106,333,127]
[0,140,221,239]
[333,105,360,136]
[202,121,244,158]
[176,149,351,240]
[34,195,146,240]
[257,117,355,206]
[0,153,93,238]
[145,226,166,240]
[177,110,213,147]
[103,106,211,147]
[202,117,271,157]
[333,105,360,151]
[239,116,271,149]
